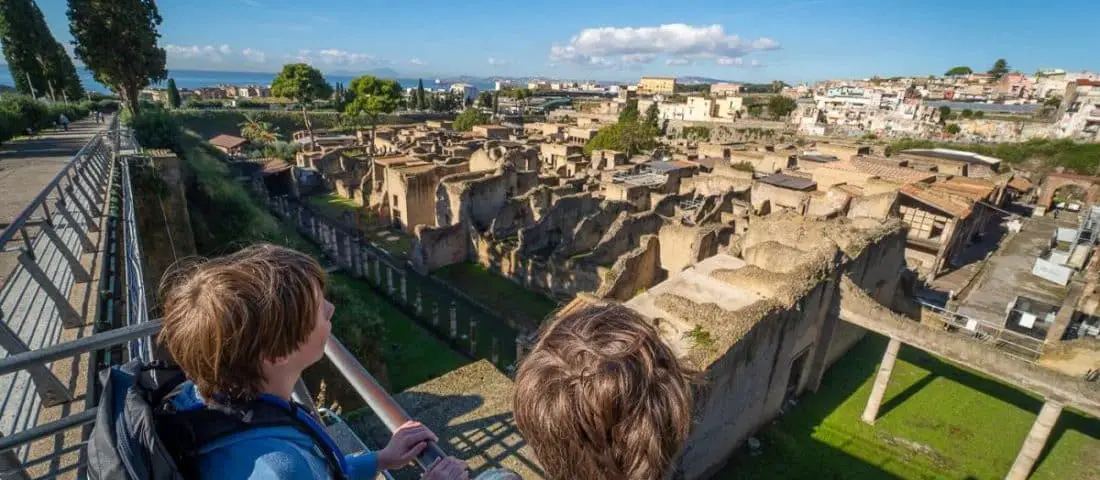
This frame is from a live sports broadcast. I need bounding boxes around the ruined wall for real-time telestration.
[595,235,665,301]
[517,194,604,257]
[553,200,635,259]
[846,191,897,220]
[680,174,752,198]
[603,182,651,210]
[750,182,809,214]
[805,189,852,218]
[411,223,469,272]
[584,212,667,266]
[658,223,702,274]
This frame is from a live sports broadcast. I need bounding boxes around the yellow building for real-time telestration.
[638,76,676,95]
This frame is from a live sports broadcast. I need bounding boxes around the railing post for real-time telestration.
[0,437,33,480]
[449,302,457,338]
[40,223,91,283]
[0,310,75,406]
[17,252,83,328]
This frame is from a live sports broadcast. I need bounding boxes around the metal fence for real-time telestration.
[919,301,1045,362]
[1,118,116,470]
[270,196,527,371]
[0,119,444,478]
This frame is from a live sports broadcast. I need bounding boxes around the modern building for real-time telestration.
[638,76,676,95]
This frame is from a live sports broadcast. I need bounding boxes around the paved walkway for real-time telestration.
[0,117,112,227]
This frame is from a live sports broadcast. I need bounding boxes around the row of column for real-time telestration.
[860,336,1063,480]
[273,197,525,368]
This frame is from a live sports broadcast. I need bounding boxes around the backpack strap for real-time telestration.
[156,396,350,480]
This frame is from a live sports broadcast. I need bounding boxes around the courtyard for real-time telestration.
[433,262,560,329]
[721,333,1100,480]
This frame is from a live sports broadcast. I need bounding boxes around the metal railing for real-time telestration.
[1,119,443,478]
[919,301,1045,362]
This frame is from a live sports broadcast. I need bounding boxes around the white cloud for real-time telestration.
[549,23,778,68]
[240,0,262,6]
[487,57,509,66]
[665,57,692,66]
[241,48,266,63]
[313,49,377,66]
[409,58,425,66]
[716,56,743,66]
[218,44,232,56]
[165,44,225,62]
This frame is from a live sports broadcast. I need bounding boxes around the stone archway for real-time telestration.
[1037,172,1100,214]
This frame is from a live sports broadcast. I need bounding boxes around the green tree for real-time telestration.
[618,99,639,123]
[270,63,332,149]
[68,0,166,114]
[343,75,402,155]
[492,91,499,115]
[1044,96,1062,108]
[477,91,493,109]
[944,66,973,76]
[945,123,961,135]
[988,58,1009,79]
[960,108,973,119]
[770,80,787,93]
[938,106,951,123]
[0,0,84,100]
[644,101,659,129]
[453,107,491,131]
[973,111,985,119]
[238,112,279,143]
[416,78,426,111]
[767,95,797,119]
[166,78,181,108]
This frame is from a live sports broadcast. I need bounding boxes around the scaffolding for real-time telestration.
[616,167,668,187]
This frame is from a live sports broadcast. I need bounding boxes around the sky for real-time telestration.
[34,0,1100,83]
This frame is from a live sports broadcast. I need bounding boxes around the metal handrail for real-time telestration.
[0,320,441,473]
[0,118,114,248]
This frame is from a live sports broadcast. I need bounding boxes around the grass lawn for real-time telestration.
[722,333,1100,480]
[329,274,469,392]
[305,193,413,258]
[433,262,559,328]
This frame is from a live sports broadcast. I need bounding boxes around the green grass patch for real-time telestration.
[327,274,469,392]
[722,333,1100,480]
[433,262,559,328]
[887,138,1100,175]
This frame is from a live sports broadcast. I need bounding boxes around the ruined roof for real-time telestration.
[759,173,817,191]
[899,183,972,217]
[645,160,696,174]
[901,148,1002,166]
[936,176,997,201]
[395,163,438,176]
[833,183,865,197]
[259,158,292,174]
[799,154,840,163]
[1007,176,1034,192]
[209,134,248,149]
[374,155,418,166]
[838,158,937,184]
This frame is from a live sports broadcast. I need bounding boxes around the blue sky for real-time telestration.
[36,0,1100,83]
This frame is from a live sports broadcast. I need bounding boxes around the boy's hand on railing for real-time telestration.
[422,456,469,480]
[377,421,439,470]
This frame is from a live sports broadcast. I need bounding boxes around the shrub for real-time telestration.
[130,110,182,150]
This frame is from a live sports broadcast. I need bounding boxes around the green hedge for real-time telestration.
[0,94,101,145]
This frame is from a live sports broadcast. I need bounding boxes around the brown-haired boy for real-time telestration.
[158,244,467,479]
[513,303,695,479]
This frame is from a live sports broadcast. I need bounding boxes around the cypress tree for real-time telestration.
[166,78,181,108]
[416,78,426,111]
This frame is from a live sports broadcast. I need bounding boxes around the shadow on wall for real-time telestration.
[348,391,546,479]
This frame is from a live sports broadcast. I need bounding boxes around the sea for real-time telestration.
[0,68,496,95]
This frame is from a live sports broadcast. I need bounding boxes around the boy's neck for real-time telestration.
[260,372,301,402]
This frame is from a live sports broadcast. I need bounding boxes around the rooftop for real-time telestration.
[901,148,1003,166]
[899,183,972,218]
[759,173,817,191]
[209,134,249,149]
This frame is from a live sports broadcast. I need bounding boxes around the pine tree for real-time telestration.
[416,78,426,111]
[166,78,181,108]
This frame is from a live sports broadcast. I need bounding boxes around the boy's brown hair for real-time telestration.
[157,244,326,401]
[513,303,694,480]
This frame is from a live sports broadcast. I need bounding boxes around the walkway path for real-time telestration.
[0,117,112,226]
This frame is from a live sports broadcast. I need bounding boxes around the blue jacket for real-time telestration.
[171,383,379,479]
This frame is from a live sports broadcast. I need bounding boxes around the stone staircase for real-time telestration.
[349,360,544,479]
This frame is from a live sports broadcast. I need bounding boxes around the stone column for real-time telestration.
[861,337,902,425]
[1006,401,1064,480]
[341,233,353,268]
